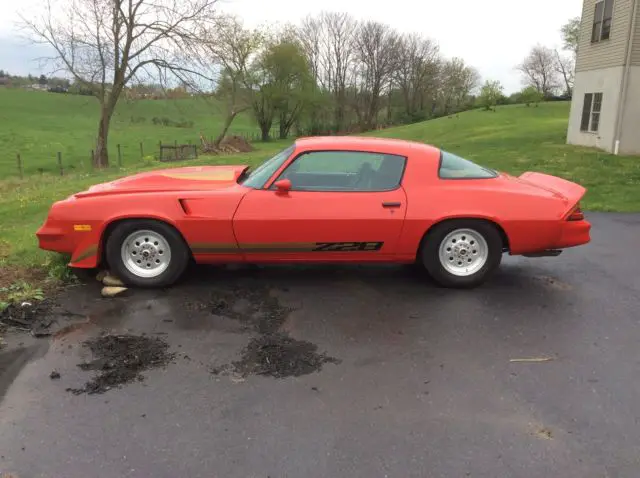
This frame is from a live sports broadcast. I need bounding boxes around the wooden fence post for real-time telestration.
[57,152,64,176]
[140,142,144,159]
[91,150,94,169]
[117,144,122,167]
[16,153,23,179]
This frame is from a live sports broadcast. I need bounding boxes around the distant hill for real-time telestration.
[0,88,258,176]
[365,101,639,211]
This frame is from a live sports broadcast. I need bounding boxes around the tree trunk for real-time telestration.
[279,110,288,139]
[261,125,270,141]
[214,111,238,147]
[94,107,113,168]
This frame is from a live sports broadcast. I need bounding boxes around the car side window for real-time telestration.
[439,150,497,179]
[274,151,406,192]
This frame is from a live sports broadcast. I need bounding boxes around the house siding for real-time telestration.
[630,0,640,65]
[567,67,624,152]
[619,67,640,153]
[576,0,633,72]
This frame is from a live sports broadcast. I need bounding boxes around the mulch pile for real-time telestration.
[199,134,255,154]
[219,135,254,153]
[0,299,56,337]
[227,333,341,379]
[67,334,175,395]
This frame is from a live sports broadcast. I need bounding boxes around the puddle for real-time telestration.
[0,341,49,402]
[173,283,292,334]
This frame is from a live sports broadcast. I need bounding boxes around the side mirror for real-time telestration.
[274,178,292,193]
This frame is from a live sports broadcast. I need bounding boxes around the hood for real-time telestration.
[74,165,249,198]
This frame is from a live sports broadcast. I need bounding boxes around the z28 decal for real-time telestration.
[312,242,384,252]
[190,242,384,254]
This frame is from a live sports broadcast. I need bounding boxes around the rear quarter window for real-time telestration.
[438,150,497,179]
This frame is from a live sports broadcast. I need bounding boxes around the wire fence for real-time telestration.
[2,122,397,180]
[2,127,280,179]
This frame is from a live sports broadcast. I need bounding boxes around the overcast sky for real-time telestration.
[0,0,583,93]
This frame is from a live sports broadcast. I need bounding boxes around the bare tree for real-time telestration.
[192,14,263,146]
[297,16,323,85]
[437,57,480,115]
[394,33,441,118]
[351,20,399,129]
[554,49,575,96]
[516,44,560,97]
[20,0,218,167]
[297,12,357,132]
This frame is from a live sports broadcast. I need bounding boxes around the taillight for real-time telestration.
[567,204,584,221]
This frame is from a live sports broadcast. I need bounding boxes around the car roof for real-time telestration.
[294,135,441,158]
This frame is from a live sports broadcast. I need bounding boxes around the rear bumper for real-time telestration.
[553,218,591,249]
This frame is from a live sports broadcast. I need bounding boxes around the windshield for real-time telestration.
[438,150,497,179]
[240,145,295,189]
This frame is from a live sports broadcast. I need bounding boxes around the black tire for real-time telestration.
[104,219,190,288]
[420,219,503,289]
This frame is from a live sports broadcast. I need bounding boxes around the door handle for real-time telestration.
[382,201,402,208]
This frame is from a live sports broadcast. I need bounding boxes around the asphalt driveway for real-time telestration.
[1,212,639,478]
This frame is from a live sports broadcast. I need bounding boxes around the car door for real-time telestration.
[232,149,408,262]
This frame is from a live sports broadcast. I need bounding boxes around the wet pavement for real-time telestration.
[1,212,640,478]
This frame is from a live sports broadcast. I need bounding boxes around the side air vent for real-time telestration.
[178,199,191,215]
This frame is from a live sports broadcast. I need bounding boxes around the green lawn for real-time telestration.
[368,102,640,212]
[0,88,260,177]
[1,100,639,285]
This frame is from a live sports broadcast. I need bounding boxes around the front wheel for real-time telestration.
[421,220,503,288]
[105,220,190,288]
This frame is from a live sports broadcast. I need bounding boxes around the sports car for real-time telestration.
[36,136,591,288]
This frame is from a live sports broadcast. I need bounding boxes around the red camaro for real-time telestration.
[36,136,591,288]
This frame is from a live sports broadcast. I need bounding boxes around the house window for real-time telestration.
[592,0,614,42]
[580,93,603,132]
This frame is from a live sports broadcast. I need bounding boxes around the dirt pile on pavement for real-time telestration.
[0,300,55,337]
[200,282,341,379]
[67,334,175,395]
[228,333,341,379]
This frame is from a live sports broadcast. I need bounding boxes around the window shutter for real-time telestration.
[601,0,614,40]
[581,94,593,131]
[592,1,605,42]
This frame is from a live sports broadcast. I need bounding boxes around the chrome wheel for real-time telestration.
[438,228,488,277]
[120,230,172,279]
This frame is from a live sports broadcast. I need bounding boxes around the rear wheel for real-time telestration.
[105,220,190,288]
[421,219,503,288]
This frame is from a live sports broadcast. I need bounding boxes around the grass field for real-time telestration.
[369,102,640,212]
[1,100,639,292]
[0,88,259,177]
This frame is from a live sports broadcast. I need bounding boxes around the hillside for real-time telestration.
[371,102,640,211]
[1,100,639,275]
[0,88,258,177]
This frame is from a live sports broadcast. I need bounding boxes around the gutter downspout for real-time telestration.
[613,0,638,155]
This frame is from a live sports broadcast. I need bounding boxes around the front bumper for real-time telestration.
[36,215,101,268]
